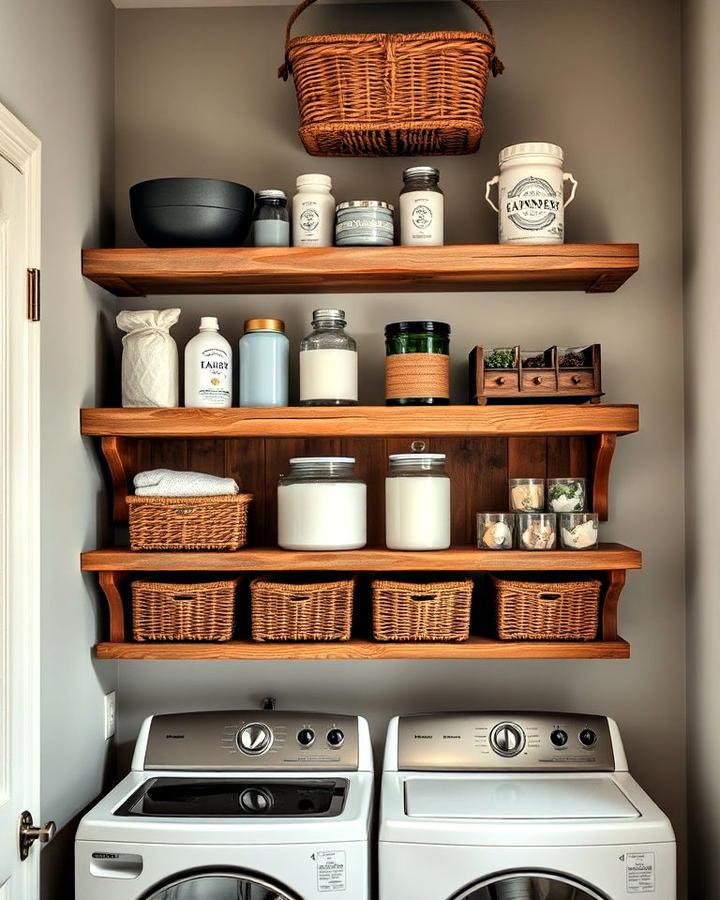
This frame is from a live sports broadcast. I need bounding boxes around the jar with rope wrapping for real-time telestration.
[384,321,450,405]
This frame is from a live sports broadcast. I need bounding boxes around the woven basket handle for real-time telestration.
[538,592,562,601]
[411,594,435,603]
[279,0,504,80]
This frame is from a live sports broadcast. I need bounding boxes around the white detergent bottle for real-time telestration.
[184,316,233,407]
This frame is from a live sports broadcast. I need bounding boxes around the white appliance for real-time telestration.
[380,712,676,900]
[76,710,373,900]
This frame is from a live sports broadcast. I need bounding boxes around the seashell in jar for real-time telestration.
[511,483,543,511]
[482,521,513,549]
[562,520,598,549]
[522,522,556,550]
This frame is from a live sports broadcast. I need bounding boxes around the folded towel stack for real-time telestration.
[133,469,240,498]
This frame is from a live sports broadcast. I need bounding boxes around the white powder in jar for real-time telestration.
[385,476,451,550]
[277,481,367,551]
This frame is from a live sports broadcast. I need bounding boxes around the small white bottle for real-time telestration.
[293,174,335,247]
[399,166,444,246]
[184,316,232,408]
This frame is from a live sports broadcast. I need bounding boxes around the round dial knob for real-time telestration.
[326,728,345,748]
[579,728,597,748]
[297,728,315,747]
[490,722,525,757]
[237,722,273,755]
[239,787,272,813]
[550,729,568,748]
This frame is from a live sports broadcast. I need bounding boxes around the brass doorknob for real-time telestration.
[18,811,56,860]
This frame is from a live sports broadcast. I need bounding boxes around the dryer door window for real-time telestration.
[453,872,608,900]
[144,872,298,900]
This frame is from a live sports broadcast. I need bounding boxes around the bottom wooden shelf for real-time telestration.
[95,637,630,660]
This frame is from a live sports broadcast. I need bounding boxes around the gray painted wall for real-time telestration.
[0,0,117,894]
[113,0,687,892]
[683,0,720,893]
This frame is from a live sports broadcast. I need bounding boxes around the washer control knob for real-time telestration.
[239,787,272,813]
[326,728,345,748]
[237,723,273,755]
[297,728,315,747]
[579,728,597,748]
[490,722,525,757]
[550,729,568,748]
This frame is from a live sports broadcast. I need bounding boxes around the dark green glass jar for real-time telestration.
[384,321,450,405]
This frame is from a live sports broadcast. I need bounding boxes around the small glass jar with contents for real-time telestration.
[518,513,557,550]
[509,478,545,512]
[299,309,358,406]
[277,457,367,551]
[547,477,586,512]
[253,190,290,247]
[560,512,599,550]
[400,167,444,246]
[476,513,515,550]
[386,451,451,551]
[385,321,450,405]
[335,200,395,246]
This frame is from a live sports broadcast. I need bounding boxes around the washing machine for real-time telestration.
[76,710,373,900]
[379,712,676,899]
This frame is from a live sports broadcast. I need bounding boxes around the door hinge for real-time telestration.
[27,268,40,322]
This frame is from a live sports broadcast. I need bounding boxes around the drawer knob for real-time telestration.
[572,375,582,384]
[533,376,542,385]
[495,376,505,385]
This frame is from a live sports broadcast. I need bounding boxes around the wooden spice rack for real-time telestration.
[81,244,639,296]
[81,404,640,660]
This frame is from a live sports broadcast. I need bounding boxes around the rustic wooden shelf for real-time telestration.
[81,405,639,439]
[82,544,641,573]
[95,637,631,661]
[81,244,639,296]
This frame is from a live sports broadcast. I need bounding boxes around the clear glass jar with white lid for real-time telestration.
[277,457,366,551]
[385,450,451,551]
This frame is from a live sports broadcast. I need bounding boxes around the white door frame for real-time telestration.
[0,101,41,897]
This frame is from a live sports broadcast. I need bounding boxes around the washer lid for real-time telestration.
[404,776,640,820]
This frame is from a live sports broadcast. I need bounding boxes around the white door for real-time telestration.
[0,104,42,899]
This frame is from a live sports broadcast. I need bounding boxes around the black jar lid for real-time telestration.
[385,321,450,337]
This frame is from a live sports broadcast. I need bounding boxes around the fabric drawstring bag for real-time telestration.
[117,309,180,407]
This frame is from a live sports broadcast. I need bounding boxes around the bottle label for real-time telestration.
[198,347,231,405]
[400,192,443,245]
[505,176,561,231]
[300,207,320,233]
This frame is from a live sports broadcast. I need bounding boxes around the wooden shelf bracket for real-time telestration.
[591,431,618,521]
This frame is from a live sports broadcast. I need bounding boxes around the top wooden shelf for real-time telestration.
[81,244,639,297]
[81,404,639,439]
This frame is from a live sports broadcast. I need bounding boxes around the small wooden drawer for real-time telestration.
[559,370,596,392]
[521,371,558,393]
[484,371,519,394]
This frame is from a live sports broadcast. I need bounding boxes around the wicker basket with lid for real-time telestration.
[278,0,503,157]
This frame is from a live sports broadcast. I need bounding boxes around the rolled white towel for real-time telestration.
[134,469,240,497]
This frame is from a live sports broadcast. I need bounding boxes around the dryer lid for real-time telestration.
[404,776,640,819]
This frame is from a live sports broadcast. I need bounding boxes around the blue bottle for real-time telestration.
[239,318,289,407]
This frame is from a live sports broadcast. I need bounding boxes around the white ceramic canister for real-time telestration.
[385,452,451,551]
[277,457,367,551]
[292,174,335,247]
[485,143,578,245]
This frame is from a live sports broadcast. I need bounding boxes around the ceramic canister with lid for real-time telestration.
[238,317,289,407]
[335,201,395,246]
[485,143,578,244]
[277,457,367,551]
[385,452,451,551]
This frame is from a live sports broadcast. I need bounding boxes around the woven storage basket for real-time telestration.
[372,577,473,642]
[251,576,355,642]
[278,0,503,157]
[127,494,252,551]
[132,578,239,641]
[493,576,601,641]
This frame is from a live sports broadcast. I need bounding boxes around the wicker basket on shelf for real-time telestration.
[493,576,601,641]
[278,0,503,157]
[132,578,239,642]
[127,494,252,551]
[372,577,473,642]
[251,576,356,642]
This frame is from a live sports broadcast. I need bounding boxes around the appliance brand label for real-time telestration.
[625,851,655,893]
[315,849,346,892]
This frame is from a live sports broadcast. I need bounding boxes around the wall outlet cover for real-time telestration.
[104,691,117,740]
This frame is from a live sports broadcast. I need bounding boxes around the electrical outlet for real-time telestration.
[104,691,117,740]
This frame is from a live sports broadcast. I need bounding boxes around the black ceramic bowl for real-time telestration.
[129,178,255,247]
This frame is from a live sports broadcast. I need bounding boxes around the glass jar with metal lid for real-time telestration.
[253,190,290,247]
[385,321,450,405]
[300,308,358,406]
[335,200,395,247]
[385,450,451,551]
[400,166,444,246]
[239,317,289,407]
[278,457,367,551]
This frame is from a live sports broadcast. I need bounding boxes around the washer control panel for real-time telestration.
[144,711,359,771]
[398,712,614,772]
